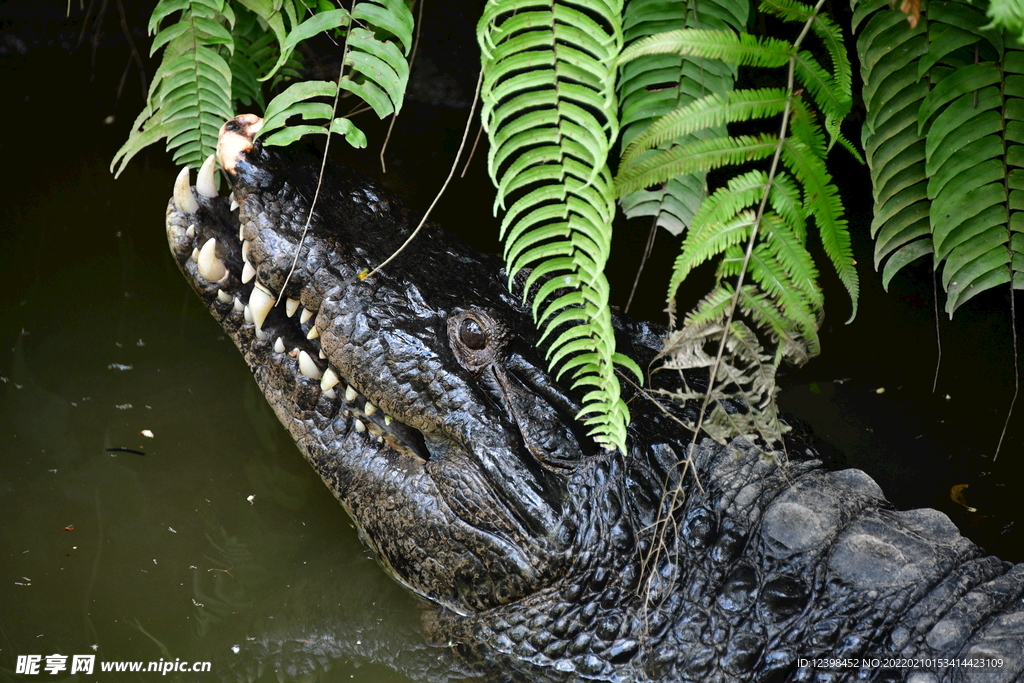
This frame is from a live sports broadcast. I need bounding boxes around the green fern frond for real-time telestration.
[479,0,631,453]
[618,29,794,68]
[616,134,780,197]
[620,88,790,168]
[781,134,858,317]
[616,0,748,235]
[112,0,236,176]
[114,0,411,176]
[263,7,351,82]
[619,0,855,441]
[855,0,1024,313]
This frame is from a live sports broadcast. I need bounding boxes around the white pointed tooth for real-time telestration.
[375,434,383,444]
[217,289,232,304]
[285,298,300,317]
[230,194,239,211]
[238,222,245,241]
[173,167,200,214]
[197,238,227,282]
[384,415,393,426]
[344,385,358,402]
[233,297,244,313]
[354,419,366,433]
[196,154,218,198]
[191,247,199,263]
[274,337,285,354]
[298,351,322,380]
[323,388,337,399]
[249,282,275,331]
[318,349,327,359]
[241,261,256,284]
[300,308,314,324]
[306,326,320,340]
[364,401,377,416]
[255,328,268,341]
[186,224,195,238]
[242,240,251,264]
[243,305,253,323]
[320,367,341,392]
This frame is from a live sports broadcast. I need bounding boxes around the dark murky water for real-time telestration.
[4,2,1024,682]
[0,11,479,681]
[0,119,445,683]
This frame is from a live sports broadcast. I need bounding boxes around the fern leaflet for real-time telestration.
[478,0,639,453]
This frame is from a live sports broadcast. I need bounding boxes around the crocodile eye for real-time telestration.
[459,318,487,350]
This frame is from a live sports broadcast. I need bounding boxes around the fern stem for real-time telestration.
[362,69,484,281]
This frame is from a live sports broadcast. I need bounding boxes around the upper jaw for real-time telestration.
[165,118,426,466]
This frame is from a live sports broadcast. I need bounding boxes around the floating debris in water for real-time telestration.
[107,363,133,371]
[141,429,154,438]
[106,447,145,456]
[115,404,133,410]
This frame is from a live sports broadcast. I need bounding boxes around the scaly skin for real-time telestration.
[165,115,1024,682]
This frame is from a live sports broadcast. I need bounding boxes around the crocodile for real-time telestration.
[164,114,1024,683]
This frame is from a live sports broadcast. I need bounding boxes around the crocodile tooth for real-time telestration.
[300,307,314,324]
[233,297,244,313]
[241,240,251,264]
[255,328,268,341]
[320,367,340,392]
[238,223,245,241]
[318,349,327,359]
[173,167,200,214]
[306,326,320,340]
[345,385,358,402]
[298,351,322,380]
[197,238,227,282]
[217,289,232,304]
[322,388,337,399]
[248,282,274,331]
[354,419,366,433]
[196,154,218,198]
[384,415,393,425]
[241,262,256,284]
[285,298,300,317]
[230,194,239,211]
[243,305,253,324]
[186,224,195,238]
[375,434,383,444]
[364,401,377,416]
[274,337,285,353]
[190,247,199,263]
[289,347,300,359]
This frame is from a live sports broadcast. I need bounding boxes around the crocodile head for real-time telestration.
[164,115,659,620]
